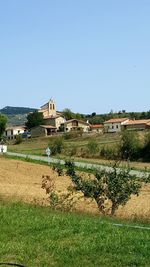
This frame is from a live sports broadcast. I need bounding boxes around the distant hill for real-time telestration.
[0,106,37,115]
[0,106,37,126]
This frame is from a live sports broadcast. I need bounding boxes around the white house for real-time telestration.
[3,126,26,140]
[104,118,129,133]
[64,119,90,132]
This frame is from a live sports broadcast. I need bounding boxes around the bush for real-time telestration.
[119,130,141,160]
[49,137,64,155]
[141,132,150,162]
[100,146,119,160]
[41,174,76,211]
[15,134,23,144]
[87,140,99,155]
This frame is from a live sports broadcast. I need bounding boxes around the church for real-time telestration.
[38,98,66,130]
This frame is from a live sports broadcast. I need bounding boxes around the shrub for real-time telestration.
[100,146,118,160]
[49,137,64,155]
[141,132,150,162]
[41,174,76,211]
[15,134,23,144]
[87,140,99,155]
[119,130,141,160]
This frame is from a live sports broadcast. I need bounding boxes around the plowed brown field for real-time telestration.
[0,157,150,220]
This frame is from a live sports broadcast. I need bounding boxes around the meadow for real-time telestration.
[0,201,150,267]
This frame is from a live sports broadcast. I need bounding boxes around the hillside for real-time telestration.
[0,106,37,115]
[0,106,37,126]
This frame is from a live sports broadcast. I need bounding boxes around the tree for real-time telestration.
[141,132,150,162]
[120,130,141,160]
[0,114,7,138]
[62,109,74,120]
[25,111,44,129]
[63,161,142,216]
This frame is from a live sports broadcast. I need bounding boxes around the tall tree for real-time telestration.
[0,114,7,138]
[26,111,44,129]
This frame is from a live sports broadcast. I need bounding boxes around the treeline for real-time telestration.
[84,110,150,124]
[100,131,150,162]
[62,109,150,124]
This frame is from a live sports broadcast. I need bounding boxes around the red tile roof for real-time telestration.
[104,118,129,123]
[90,124,103,129]
[124,119,150,125]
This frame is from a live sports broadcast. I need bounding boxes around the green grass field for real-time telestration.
[0,201,150,267]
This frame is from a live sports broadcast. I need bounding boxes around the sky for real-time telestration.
[0,0,150,114]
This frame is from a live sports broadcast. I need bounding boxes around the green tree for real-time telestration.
[141,132,150,162]
[25,111,44,129]
[0,114,7,138]
[64,161,142,216]
[120,130,141,160]
[63,108,74,120]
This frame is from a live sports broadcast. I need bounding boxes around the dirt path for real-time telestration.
[0,157,150,220]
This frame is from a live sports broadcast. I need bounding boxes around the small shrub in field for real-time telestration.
[100,146,119,160]
[64,129,83,140]
[49,137,64,155]
[15,134,23,144]
[87,140,99,155]
[41,174,77,211]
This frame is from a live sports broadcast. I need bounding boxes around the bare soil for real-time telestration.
[0,157,150,221]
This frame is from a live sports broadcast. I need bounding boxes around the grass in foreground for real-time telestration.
[0,201,150,267]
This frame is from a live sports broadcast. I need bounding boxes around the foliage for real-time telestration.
[63,130,83,140]
[87,140,99,155]
[63,161,143,215]
[141,132,150,162]
[25,111,44,129]
[0,114,7,138]
[15,134,23,144]
[100,146,119,160]
[119,130,141,160]
[63,108,82,120]
[41,174,76,211]
[49,137,64,155]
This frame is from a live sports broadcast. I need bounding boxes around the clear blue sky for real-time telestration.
[0,0,150,114]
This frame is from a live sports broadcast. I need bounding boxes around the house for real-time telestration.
[43,115,66,131]
[64,119,90,132]
[122,119,150,131]
[3,126,26,140]
[30,125,57,138]
[104,118,129,133]
[90,124,104,133]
